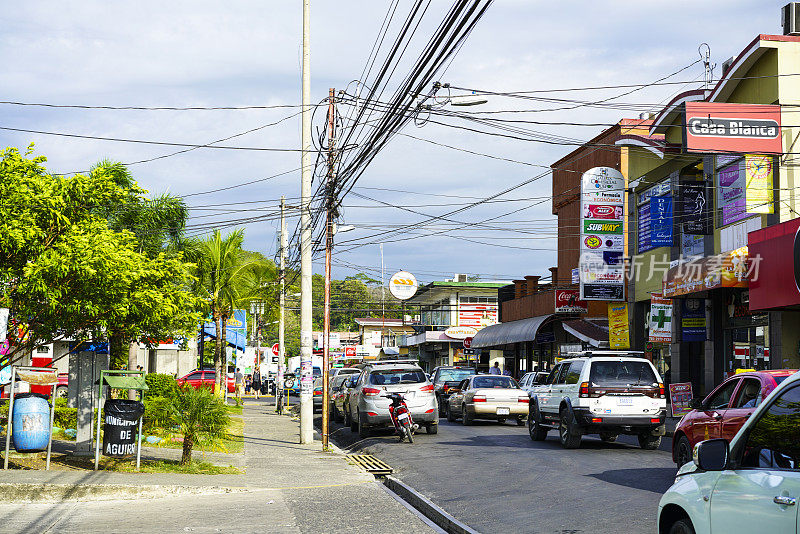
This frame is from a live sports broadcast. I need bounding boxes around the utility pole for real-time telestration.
[322,88,335,450]
[299,0,313,444]
[278,196,286,412]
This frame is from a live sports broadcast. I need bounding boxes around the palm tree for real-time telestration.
[168,384,230,465]
[187,229,261,395]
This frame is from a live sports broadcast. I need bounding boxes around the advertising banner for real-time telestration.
[748,217,800,310]
[681,299,706,342]
[638,202,652,253]
[669,383,694,417]
[745,154,774,214]
[650,196,673,247]
[684,102,782,154]
[607,303,630,350]
[649,294,672,343]
[580,167,625,301]
[680,182,710,235]
[718,160,750,226]
[662,247,749,298]
[681,234,704,257]
[554,290,588,314]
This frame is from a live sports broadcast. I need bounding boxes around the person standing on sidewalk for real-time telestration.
[252,367,262,400]
[489,362,502,375]
[235,367,245,404]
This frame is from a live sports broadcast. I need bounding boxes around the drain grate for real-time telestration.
[347,454,393,475]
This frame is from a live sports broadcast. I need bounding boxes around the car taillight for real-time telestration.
[362,387,381,396]
[420,384,434,393]
[591,417,603,423]
[650,418,661,423]
[473,395,486,402]
[425,409,434,413]
[443,385,449,393]
[658,383,665,399]
[579,382,589,398]
[518,396,529,403]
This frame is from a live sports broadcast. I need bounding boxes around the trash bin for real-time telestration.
[11,392,51,452]
[102,399,145,457]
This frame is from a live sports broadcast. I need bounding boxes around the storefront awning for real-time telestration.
[471,315,552,348]
[562,320,609,348]
[663,246,749,298]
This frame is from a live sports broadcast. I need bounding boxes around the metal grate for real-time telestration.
[347,454,393,475]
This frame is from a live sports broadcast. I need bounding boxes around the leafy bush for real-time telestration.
[54,406,77,429]
[142,396,173,433]
[145,373,178,398]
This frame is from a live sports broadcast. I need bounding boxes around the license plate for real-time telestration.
[397,413,410,420]
[496,407,510,415]
[617,397,634,406]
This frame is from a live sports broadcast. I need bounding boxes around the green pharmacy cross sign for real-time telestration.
[652,309,672,328]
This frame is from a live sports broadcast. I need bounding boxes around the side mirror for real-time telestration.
[694,439,729,471]
[688,398,703,410]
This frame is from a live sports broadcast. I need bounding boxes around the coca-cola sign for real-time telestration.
[554,290,588,314]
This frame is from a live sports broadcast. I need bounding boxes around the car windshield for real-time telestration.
[369,369,426,385]
[589,361,658,387]
[774,376,791,385]
[437,369,476,382]
[472,376,516,389]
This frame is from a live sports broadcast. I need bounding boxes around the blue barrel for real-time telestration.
[12,393,51,452]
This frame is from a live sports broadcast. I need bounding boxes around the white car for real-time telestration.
[657,370,800,534]
[528,352,666,449]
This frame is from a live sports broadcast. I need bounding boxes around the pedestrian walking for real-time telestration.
[252,367,262,400]
[245,374,252,394]
[235,367,245,404]
[489,361,502,375]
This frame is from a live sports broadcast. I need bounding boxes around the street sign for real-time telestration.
[463,348,477,356]
[389,271,418,300]
[345,346,356,358]
[271,343,280,357]
[463,337,473,349]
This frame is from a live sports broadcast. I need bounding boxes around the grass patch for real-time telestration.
[143,416,243,454]
[2,453,240,474]
[226,405,243,415]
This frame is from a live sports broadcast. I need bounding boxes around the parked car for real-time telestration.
[657,370,800,534]
[518,371,549,396]
[329,367,360,385]
[177,369,235,393]
[312,377,324,411]
[447,375,527,425]
[330,374,352,422]
[340,374,359,426]
[431,366,478,417]
[346,361,438,438]
[528,352,666,449]
[671,369,797,467]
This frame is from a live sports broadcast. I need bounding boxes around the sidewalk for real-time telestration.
[0,402,435,533]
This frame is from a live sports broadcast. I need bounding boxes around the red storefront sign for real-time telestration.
[748,217,800,310]
[554,290,588,314]
[684,102,782,155]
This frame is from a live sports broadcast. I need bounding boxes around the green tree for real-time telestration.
[167,384,231,465]
[0,146,199,366]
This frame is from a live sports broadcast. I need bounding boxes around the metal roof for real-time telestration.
[470,315,552,348]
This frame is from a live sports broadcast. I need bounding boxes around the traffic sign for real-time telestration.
[463,348,478,356]
[271,343,280,357]
[463,337,473,349]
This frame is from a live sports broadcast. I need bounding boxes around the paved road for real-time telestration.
[323,413,677,534]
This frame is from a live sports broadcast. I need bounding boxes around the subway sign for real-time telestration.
[685,102,782,155]
[583,220,623,234]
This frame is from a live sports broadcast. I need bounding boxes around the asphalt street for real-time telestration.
[322,410,677,534]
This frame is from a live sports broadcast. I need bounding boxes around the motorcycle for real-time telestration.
[384,393,417,443]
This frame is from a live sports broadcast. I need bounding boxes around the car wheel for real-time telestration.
[349,409,357,433]
[676,435,692,466]
[528,411,548,441]
[358,411,370,438]
[599,432,618,443]
[668,518,695,534]
[440,398,448,419]
[425,423,438,435]
[558,409,582,449]
[462,405,473,426]
[515,416,525,426]
[447,404,457,422]
[332,404,342,423]
[638,434,662,450]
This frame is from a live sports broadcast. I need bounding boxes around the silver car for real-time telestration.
[347,361,438,438]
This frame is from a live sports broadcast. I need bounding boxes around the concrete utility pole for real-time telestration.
[322,88,335,450]
[299,0,313,444]
[278,196,286,412]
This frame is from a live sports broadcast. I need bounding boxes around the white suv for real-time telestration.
[528,352,667,449]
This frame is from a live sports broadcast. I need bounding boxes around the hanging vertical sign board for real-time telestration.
[745,154,774,214]
[681,299,706,342]
[607,302,630,349]
[580,167,625,301]
[649,293,673,343]
[650,196,673,247]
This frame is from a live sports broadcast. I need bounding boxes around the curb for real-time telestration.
[383,476,479,534]
[0,483,247,503]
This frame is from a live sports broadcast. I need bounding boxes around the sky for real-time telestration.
[0,1,781,285]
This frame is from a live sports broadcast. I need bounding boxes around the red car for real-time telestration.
[672,369,797,466]
[177,369,235,393]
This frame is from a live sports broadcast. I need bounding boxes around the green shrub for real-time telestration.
[53,406,77,429]
[145,373,178,397]
[142,396,173,433]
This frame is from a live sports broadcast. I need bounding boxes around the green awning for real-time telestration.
[98,375,149,391]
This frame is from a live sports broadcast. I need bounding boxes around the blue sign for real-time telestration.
[681,299,706,342]
[202,309,247,351]
[651,196,673,247]
[638,203,652,253]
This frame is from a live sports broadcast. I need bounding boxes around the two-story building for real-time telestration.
[353,318,416,360]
